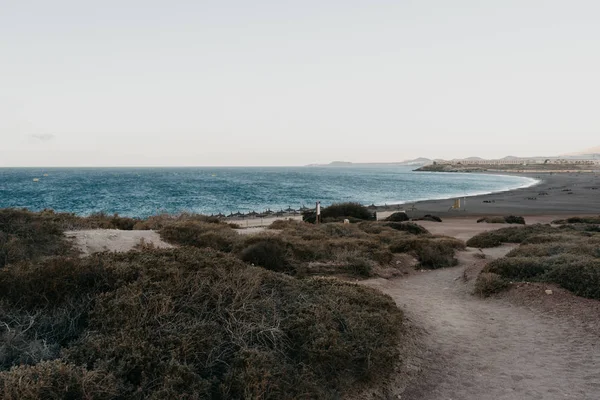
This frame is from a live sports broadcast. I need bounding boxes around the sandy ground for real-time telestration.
[361,217,600,400]
[375,171,600,217]
[230,215,302,228]
[66,229,173,256]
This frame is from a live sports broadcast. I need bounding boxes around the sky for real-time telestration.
[1,0,599,167]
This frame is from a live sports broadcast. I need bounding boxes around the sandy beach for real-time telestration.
[375,171,600,218]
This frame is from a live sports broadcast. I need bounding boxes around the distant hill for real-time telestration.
[306,158,433,167]
[561,146,600,159]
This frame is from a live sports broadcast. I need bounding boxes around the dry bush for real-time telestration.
[240,238,292,273]
[0,248,404,398]
[303,202,375,223]
[474,273,509,297]
[413,214,443,223]
[506,242,600,258]
[389,236,461,269]
[68,248,402,398]
[552,216,600,225]
[159,221,239,252]
[133,212,223,230]
[384,222,430,235]
[0,209,74,267]
[466,224,557,248]
[0,360,120,400]
[413,242,458,269]
[476,216,525,224]
[385,212,409,222]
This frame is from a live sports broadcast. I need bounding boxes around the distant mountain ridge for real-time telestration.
[308,146,600,167]
[306,157,433,167]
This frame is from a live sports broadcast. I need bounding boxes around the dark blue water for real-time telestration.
[0,167,536,218]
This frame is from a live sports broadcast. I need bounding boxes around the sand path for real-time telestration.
[364,227,600,399]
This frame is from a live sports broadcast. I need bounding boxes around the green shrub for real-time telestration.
[384,222,430,235]
[474,273,510,297]
[240,238,292,273]
[546,259,600,299]
[0,361,120,400]
[484,256,555,280]
[385,212,409,222]
[506,242,600,258]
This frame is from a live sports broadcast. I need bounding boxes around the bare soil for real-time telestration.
[66,229,173,255]
[361,219,600,400]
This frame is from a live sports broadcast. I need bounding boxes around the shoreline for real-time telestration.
[373,171,600,218]
[376,172,541,209]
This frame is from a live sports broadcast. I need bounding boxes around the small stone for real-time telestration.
[545,289,553,295]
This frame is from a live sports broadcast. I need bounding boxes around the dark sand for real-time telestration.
[377,172,600,217]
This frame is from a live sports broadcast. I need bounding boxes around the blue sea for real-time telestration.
[0,167,537,218]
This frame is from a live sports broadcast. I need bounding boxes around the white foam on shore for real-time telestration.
[381,173,542,207]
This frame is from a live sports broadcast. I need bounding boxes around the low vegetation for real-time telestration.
[0,209,75,267]
[466,224,557,248]
[413,214,443,223]
[0,207,471,398]
[476,215,526,224]
[473,272,509,297]
[0,247,404,399]
[385,212,409,222]
[302,202,375,223]
[552,216,600,225]
[474,220,600,299]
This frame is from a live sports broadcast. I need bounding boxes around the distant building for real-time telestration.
[437,158,600,166]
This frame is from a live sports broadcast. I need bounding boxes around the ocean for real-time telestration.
[0,167,537,218]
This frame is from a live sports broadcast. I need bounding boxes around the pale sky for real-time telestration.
[1,0,599,166]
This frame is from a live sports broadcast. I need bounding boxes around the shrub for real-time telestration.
[466,224,556,248]
[240,238,292,273]
[474,273,510,297]
[484,256,555,280]
[159,221,238,252]
[546,259,600,299]
[385,212,409,222]
[414,242,458,269]
[504,216,526,225]
[0,209,74,267]
[0,361,120,400]
[69,249,402,398]
[552,216,600,225]
[0,248,404,398]
[476,216,525,224]
[384,222,430,235]
[303,203,374,223]
[413,215,442,223]
[343,257,375,277]
[389,237,461,269]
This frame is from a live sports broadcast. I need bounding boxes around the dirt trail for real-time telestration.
[364,244,600,399]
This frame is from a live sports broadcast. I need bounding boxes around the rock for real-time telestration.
[545,289,553,295]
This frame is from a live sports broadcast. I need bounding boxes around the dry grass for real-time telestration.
[476,221,600,300]
[474,273,510,297]
[0,248,404,399]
